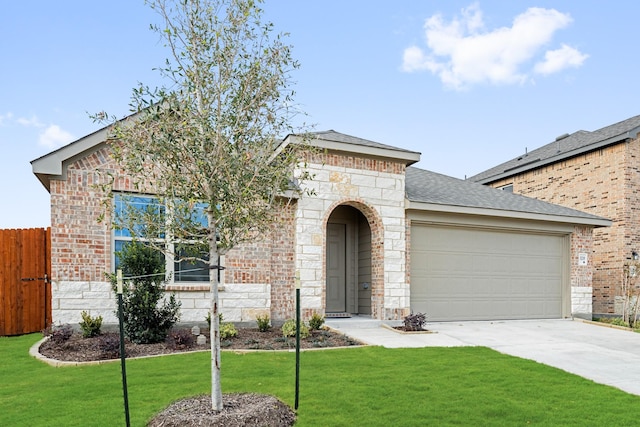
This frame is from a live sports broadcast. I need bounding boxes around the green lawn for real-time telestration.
[2,333,640,426]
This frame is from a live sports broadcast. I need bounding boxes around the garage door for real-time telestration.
[410,225,565,321]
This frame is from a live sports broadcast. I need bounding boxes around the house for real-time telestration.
[31,127,610,324]
[470,114,640,316]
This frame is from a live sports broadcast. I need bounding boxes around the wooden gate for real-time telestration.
[0,228,51,336]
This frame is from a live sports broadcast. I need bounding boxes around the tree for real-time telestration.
[96,0,311,410]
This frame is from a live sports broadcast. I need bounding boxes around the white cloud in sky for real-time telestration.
[38,124,74,149]
[402,3,588,90]
[534,44,589,75]
[0,112,14,126]
[17,115,44,128]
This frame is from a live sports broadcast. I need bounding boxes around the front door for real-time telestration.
[326,223,346,312]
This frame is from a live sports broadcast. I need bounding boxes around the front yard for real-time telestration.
[3,333,640,426]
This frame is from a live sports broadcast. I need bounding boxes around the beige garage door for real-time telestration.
[410,225,565,321]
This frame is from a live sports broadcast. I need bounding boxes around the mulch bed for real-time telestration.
[147,393,296,427]
[38,327,363,362]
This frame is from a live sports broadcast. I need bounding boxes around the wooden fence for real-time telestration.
[0,228,51,336]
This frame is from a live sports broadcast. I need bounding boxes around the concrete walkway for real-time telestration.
[326,317,640,396]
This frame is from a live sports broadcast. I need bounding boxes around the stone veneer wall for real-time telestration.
[49,145,294,325]
[490,139,640,314]
[295,152,409,320]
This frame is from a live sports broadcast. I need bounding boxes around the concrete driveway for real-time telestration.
[326,318,640,396]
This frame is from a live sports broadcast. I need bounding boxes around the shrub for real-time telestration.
[46,324,73,344]
[281,319,310,338]
[403,312,428,331]
[309,313,325,330]
[256,315,271,332]
[610,317,630,327]
[94,333,121,359]
[111,241,181,344]
[79,311,103,338]
[166,329,195,350]
[220,322,238,339]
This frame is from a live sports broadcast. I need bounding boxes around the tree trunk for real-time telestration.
[208,219,223,411]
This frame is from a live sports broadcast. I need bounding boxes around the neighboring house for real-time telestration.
[470,114,640,316]
[31,128,610,325]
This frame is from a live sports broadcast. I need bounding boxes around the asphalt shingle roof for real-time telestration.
[312,130,421,155]
[406,166,606,221]
[469,114,640,183]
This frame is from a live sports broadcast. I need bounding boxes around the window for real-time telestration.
[498,184,513,193]
[113,193,222,285]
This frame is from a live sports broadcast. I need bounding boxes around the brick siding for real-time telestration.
[489,137,640,314]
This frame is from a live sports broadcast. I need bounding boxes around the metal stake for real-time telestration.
[295,271,301,410]
[117,269,131,427]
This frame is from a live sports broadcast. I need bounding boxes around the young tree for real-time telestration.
[97,0,311,410]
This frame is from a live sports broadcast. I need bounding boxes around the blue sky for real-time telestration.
[1,1,639,228]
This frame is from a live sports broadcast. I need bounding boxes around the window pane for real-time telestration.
[192,202,208,227]
[175,245,210,282]
[113,239,127,271]
[114,194,164,238]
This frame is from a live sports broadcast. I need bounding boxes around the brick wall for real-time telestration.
[49,144,297,324]
[490,138,640,314]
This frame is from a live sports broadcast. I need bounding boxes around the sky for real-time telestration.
[2,0,639,228]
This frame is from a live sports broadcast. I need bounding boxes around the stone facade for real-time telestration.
[294,152,409,320]
[488,137,640,314]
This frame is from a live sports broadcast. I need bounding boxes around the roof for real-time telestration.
[406,166,611,227]
[31,124,112,191]
[284,130,421,166]
[470,114,640,184]
[33,125,422,192]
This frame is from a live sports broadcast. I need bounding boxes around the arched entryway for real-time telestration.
[325,204,375,316]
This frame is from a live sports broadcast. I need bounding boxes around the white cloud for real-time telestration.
[402,3,588,90]
[17,115,44,128]
[534,44,589,75]
[38,124,75,149]
[0,112,14,126]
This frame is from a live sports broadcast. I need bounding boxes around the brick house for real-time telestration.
[470,114,640,316]
[32,127,609,324]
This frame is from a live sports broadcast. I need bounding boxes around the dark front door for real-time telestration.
[326,223,346,312]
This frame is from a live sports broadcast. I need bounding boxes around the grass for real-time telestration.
[3,334,640,426]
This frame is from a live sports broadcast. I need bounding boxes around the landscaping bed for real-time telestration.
[39,327,363,362]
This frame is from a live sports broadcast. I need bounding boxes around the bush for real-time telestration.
[403,312,428,331]
[220,322,238,339]
[256,315,271,332]
[610,317,630,327]
[309,313,325,330]
[281,319,310,338]
[111,241,181,344]
[79,311,103,338]
[166,329,195,350]
[93,333,121,359]
[46,324,73,344]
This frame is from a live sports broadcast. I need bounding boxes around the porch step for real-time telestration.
[325,312,352,318]
[325,316,382,330]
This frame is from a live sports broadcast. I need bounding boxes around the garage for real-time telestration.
[410,224,566,321]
